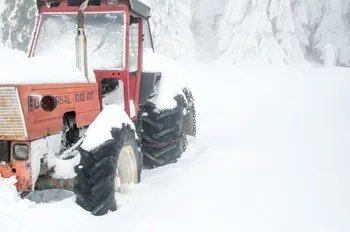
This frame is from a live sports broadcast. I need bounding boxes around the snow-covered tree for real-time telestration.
[191,0,227,61]
[0,0,36,52]
[217,0,350,66]
[147,0,196,60]
[269,0,305,64]
[218,0,287,64]
[0,0,349,66]
[292,0,324,55]
[291,0,310,56]
[312,0,350,66]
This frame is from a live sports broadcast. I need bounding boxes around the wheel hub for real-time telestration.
[115,145,138,194]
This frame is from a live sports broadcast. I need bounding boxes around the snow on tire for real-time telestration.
[141,95,187,168]
[73,124,142,216]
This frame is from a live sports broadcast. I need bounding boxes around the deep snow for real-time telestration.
[1,62,350,232]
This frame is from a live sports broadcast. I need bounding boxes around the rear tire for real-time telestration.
[141,93,189,168]
[73,124,141,216]
[183,87,197,137]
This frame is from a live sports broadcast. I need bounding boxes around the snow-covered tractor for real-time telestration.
[0,0,196,215]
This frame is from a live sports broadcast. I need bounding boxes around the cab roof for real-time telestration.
[37,0,151,18]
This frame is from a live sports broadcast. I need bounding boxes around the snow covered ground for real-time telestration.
[1,61,350,232]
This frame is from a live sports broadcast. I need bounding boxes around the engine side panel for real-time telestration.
[17,83,101,141]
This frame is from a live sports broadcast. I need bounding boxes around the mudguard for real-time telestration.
[139,72,161,106]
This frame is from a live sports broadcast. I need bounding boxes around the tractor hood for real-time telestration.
[0,82,99,141]
[0,49,95,141]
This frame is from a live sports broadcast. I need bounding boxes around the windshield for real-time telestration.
[34,13,125,70]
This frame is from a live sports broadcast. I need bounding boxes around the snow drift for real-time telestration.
[0,61,349,232]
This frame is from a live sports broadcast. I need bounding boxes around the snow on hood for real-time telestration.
[0,49,89,85]
[0,48,190,111]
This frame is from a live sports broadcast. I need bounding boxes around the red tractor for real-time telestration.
[0,0,196,215]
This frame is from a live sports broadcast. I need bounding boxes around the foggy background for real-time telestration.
[0,0,349,65]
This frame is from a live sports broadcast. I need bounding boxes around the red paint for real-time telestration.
[17,83,100,140]
[134,18,143,109]
[0,0,148,191]
[0,142,32,191]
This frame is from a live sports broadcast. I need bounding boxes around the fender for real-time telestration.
[139,72,161,106]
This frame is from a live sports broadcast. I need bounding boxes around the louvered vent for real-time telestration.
[0,87,27,139]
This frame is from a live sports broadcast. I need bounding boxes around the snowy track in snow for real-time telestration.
[1,63,350,232]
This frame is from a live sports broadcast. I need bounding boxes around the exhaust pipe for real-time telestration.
[76,0,93,82]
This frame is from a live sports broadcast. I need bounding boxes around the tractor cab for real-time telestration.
[0,0,160,193]
[30,0,154,117]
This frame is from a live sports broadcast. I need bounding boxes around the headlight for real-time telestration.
[13,145,29,161]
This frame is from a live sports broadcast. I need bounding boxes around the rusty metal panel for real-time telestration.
[0,141,32,192]
[0,87,27,140]
[0,141,10,162]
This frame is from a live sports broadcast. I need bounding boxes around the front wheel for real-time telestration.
[73,124,142,216]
